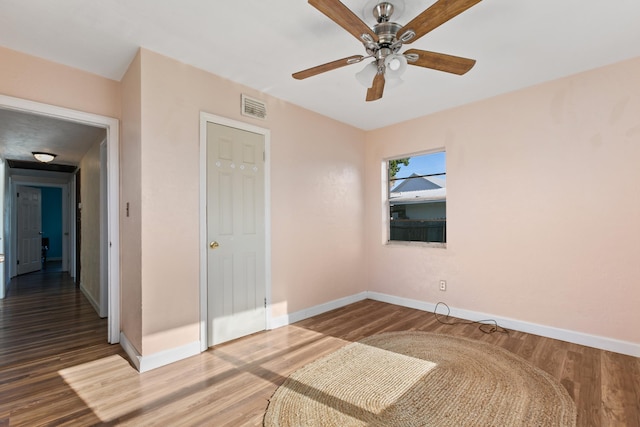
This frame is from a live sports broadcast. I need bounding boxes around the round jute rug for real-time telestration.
[264,331,576,426]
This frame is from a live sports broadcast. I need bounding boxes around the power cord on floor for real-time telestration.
[434,302,509,335]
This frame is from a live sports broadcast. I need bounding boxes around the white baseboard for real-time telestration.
[120,332,201,373]
[367,291,640,358]
[79,284,102,317]
[120,289,637,372]
[267,291,639,357]
[270,292,368,329]
[119,333,142,371]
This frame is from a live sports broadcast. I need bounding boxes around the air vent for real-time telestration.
[241,94,267,120]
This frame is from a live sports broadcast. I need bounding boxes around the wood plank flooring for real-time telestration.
[1,270,638,426]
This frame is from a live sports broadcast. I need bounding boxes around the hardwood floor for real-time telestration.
[1,271,638,426]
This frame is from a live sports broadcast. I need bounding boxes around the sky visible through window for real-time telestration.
[393,151,446,186]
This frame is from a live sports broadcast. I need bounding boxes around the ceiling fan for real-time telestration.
[293,0,482,102]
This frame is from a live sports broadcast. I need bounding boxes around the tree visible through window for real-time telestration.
[388,151,446,244]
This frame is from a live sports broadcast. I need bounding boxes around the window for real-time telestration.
[387,151,446,245]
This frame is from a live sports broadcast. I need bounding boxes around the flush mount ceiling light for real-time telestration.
[32,152,57,163]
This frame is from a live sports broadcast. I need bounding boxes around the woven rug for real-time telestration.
[264,331,576,426]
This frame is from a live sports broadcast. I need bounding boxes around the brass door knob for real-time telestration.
[209,241,220,249]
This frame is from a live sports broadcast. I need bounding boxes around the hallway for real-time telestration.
[1,267,120,366]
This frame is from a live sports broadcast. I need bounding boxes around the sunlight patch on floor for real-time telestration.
[59,354,139,422]
[293,343,437,414]
[56,326,342,425]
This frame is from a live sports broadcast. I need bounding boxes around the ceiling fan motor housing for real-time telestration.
[367,22,403,57]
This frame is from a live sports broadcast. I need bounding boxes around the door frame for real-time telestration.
[9,179,70,277]
[75,168,81,287]
[0,94,121,344]
[199,112,272,351]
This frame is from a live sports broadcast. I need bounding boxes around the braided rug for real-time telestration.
[264,331,576,426]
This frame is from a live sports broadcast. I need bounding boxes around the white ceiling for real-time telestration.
[1,0,640,138]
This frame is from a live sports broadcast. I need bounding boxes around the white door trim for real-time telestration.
[0,94,121,344]
[199,112,272,351]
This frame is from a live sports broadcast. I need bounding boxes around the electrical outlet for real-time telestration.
[439,280,447,291]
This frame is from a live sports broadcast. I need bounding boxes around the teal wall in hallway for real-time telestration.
[40,187,62,259]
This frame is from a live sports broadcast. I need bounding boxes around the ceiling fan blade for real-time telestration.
[309,0,378,43]
[293,55,364,80]
[405,49,476,75]
[398,0,482,44]
[366,73,385,102]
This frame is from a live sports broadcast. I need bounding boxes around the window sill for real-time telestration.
[385,241,446,249]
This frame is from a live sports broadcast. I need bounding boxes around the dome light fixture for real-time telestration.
[32,152,57,163]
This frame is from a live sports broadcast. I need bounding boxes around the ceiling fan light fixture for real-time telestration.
[356,61,379,87]
[384,53,407,79]
[32,152,57,163]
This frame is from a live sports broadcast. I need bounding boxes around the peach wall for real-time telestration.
[364,57,640,344]
[134,49,366,354]
[0,46,120,119]
[120,51,143,353]
[268,98,366,313]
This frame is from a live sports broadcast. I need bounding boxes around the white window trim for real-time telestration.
[383,149,447,249]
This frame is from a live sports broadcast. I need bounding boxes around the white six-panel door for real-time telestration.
[16,185,42,275]
[207,122,266,346]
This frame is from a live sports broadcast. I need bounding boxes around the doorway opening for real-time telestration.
[0,94,120,343]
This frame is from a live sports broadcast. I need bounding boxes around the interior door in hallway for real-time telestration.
[17,186,42,275]
[207,122,266,346]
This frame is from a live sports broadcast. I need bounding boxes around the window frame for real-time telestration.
[383,149,447,249]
